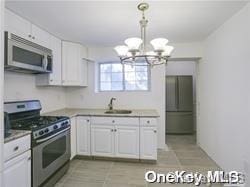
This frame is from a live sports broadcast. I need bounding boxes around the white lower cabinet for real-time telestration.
[115,126,139,159]
[91,125,114,157]
[140,127,157,160]
[76,116,157,160]
[70,117,77,159]
[76,116,91,155]
[3,150,31,187]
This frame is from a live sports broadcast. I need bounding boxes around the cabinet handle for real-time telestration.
[87,119,90,122]
[112,120,115,123]
[28,157,31,161]
[114,129,117,132]
[50,79,53,82]
[13,146,19,151]
[154,130,157,133]
[28,34,32,38]
[147,120,150,124]
[32,36,35,39]
[111,129,113,132]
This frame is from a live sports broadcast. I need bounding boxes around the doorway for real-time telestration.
[165,61,197,146]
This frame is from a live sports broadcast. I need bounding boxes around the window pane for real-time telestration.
[125,72,135,81]
[136,81,148,90]
[111,82,123,91]
[112,72,123,82]
[125,81,136,90]
[100,73,111,82]
[124,64,136,72]
[135,65,148,72]
[136,72,148,80]
[112,64,122,73]
[100,82,111,91]
[100,64,112,73]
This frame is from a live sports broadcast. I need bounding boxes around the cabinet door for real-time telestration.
[80,59,88,87]
[70,117,77,159]
[62,41,81,86]
[4,150,31,187]
[31,24,51,48]
[115,126,139,159]
[4,9,31,41]
[140,127,157,160]
[76,117,91,155]
[49,35,62,85]
[91,125,114,157]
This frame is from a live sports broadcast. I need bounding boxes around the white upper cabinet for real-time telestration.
[31,24,51,48]
[5,9,51,49]
[5,9,31,41]
[62,41,88,86]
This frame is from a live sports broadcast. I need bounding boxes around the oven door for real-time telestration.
[32,128,70,187]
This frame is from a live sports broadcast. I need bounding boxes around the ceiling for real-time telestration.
[5,1,247,47]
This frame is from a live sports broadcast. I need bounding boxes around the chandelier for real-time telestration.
[114,3,174,67]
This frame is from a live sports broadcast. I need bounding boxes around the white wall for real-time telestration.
[0,0,4,185]
[4,72,67,113]
[197,3,250,184]
[66,42,203,149]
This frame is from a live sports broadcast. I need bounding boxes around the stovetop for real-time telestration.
[10,116,69,131]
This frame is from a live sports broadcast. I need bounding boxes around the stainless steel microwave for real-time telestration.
[4,31,53,74]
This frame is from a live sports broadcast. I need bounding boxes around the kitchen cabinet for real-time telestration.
[91,125,114,157]
[91,117,139,158]
[3,150,31,187]
[115,126,139,158]
[62,41,88,86]
[70,117,77,159]
[3,134,31,187]
[5,9,51,49]
[140,118,157,160]
[36,35,62,86]
[76,116,91,156]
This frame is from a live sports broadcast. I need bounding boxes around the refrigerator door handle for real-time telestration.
[175,77,179,109]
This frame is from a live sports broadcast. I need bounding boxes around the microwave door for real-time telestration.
[8,39,47,72]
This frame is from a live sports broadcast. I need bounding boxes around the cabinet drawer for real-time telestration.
[91,117,139,126]
[140,118,157,126]
[4,135,31,162]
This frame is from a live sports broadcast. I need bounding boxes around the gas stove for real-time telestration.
[11,115,70,140]
[4,100,70,143]
[4,100,71,187]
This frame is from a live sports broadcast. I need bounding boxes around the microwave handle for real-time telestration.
[42,55,48,70]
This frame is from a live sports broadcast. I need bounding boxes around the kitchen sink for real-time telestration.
[105,110,132,114]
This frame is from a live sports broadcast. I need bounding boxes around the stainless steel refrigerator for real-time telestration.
[166,76,193,134]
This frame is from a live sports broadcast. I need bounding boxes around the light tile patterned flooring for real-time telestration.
[55,135,222,187]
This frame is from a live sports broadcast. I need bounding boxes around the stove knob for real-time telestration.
[53,125,58,129]
[65,121,69,125]
[39,130,44,135]
[61,122,66,127]
[44,128,49,133]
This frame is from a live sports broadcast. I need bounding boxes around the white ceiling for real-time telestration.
[5,1,247,47]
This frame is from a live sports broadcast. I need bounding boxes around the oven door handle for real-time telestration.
[36,127,70,143]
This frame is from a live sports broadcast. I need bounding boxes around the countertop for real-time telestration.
[43,108,160,118]
[4,129,31,143]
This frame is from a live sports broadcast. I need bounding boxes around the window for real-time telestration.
[99,62,150,91]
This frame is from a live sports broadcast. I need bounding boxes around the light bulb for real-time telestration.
[150,38,168,51]
[125,37,142,50]
[162,45,174,56]
[114,45,129,57]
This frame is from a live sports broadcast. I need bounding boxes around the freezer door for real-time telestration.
[166,112,194,134]
[166,76,178,111]
[178,76,193,111]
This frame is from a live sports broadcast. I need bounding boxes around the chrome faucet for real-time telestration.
[108,97,116,110]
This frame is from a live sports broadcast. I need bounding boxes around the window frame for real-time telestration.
[98,61,151,92]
